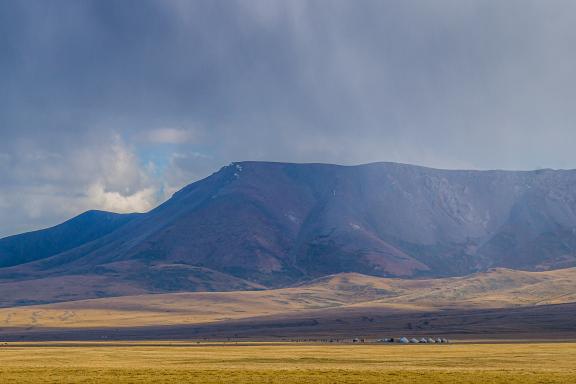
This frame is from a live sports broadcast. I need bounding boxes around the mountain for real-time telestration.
[0,210,140,268]
[2,161,576,305]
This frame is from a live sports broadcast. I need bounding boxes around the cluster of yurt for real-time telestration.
[378,337,449,344]
[403,337,449,344]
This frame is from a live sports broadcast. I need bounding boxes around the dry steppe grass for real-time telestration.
[2,268,576,329]
[0,342,575,383]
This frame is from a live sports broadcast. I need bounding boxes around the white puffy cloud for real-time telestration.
[86,183,156,213]
[0,134,161,237]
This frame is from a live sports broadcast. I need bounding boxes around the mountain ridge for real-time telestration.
[0,210,141,268]
[2,160,576,305]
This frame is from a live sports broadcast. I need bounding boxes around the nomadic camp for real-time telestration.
[375,336,449,344]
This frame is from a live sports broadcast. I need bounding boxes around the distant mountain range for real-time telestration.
[2,161,576,306]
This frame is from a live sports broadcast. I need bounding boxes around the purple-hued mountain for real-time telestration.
[2,161,576,305]
[0,210,141,268]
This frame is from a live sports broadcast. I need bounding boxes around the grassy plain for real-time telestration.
[0,342,575,383]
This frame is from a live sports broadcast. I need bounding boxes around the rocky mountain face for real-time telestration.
[2,161,576,304]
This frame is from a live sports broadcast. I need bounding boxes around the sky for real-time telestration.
[1,0,576,237]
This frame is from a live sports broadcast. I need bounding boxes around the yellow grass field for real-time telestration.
[0,342,575,383]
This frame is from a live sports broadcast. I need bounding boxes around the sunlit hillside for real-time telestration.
[2,267,575,329]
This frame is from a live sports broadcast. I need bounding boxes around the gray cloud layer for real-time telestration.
[1,0,576,236]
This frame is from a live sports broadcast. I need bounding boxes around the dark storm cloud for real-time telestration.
[2,0,576,236]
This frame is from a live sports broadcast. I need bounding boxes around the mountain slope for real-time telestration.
[2,161,576,303]
[0,210,140,268]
